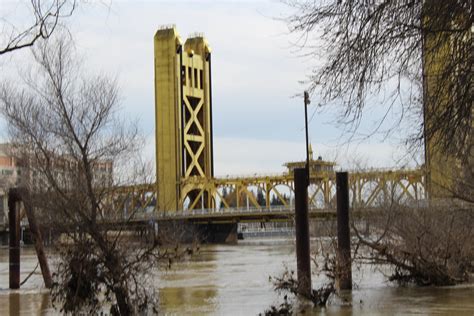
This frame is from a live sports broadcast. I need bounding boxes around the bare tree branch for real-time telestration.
[0,0,77,55]
[284,0,472,161]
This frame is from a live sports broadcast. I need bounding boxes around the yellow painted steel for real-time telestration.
[181,168,425,212]
[154,27,182,211]
[422,9,473,199]
[181,35,213,209]
[151,26,436,214]
[422,21,455,199]
[106,168,425,219]
[155,27,213,211]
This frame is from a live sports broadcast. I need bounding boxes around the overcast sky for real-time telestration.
[0,1,422,175]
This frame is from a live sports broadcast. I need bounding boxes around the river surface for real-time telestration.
[0,238,473,315]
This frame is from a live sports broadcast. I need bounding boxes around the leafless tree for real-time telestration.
[352,194,474,286]
[284,0,472,162]
[0,1,78,55]
[0,35,182,314]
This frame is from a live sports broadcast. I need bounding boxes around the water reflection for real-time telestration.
[159,248,219,314]
[0,241,473,315]
[3,291,52,315]
[8,292,19,316]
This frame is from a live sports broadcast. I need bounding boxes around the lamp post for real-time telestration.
[304,91,310,179]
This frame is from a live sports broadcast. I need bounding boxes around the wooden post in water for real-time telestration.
[8,188,21,289]
[21,189,52,288]
[8,188,52,289]
[336,172,352,290]
[294,167,312,297]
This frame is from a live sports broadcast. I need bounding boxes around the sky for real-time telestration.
[0,0,423,176]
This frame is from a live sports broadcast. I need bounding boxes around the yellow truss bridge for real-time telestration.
[88,25,435,225]
[149,26,428,218]
[112,167,425,219]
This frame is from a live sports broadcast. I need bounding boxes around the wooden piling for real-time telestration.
[8,188,52,289]
[336,172,352,290]
[294,167,312,297]
[8,188,21,289]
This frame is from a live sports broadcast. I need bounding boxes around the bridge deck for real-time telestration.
[107,206,377,226]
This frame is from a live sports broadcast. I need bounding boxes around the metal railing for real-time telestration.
[117,204,340,223]
[108,197,474,223]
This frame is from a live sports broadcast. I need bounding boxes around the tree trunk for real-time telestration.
[113,284,132,315]
[22,191,53,289]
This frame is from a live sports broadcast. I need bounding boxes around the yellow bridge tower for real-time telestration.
[422,4,473,199]
[154,26,214,211]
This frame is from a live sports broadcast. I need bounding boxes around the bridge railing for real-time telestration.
[112,198,474,223]
[123,204,348,222]
[214,172,290,180]
[130,205,294,220]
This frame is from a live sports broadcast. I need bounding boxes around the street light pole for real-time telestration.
[304,91,310,180]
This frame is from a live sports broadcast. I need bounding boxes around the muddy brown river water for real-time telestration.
[0,238,473,315]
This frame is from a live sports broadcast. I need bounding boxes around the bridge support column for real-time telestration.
[294,168,311,298]
[336,172,352,290]
[158,220,238,244]
[197,222,238,244]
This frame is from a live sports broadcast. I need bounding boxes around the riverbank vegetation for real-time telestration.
[264,235,339,314]
[354,201,474,286]
[266,198,473,313]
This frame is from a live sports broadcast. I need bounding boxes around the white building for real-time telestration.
[0,143,113,225]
